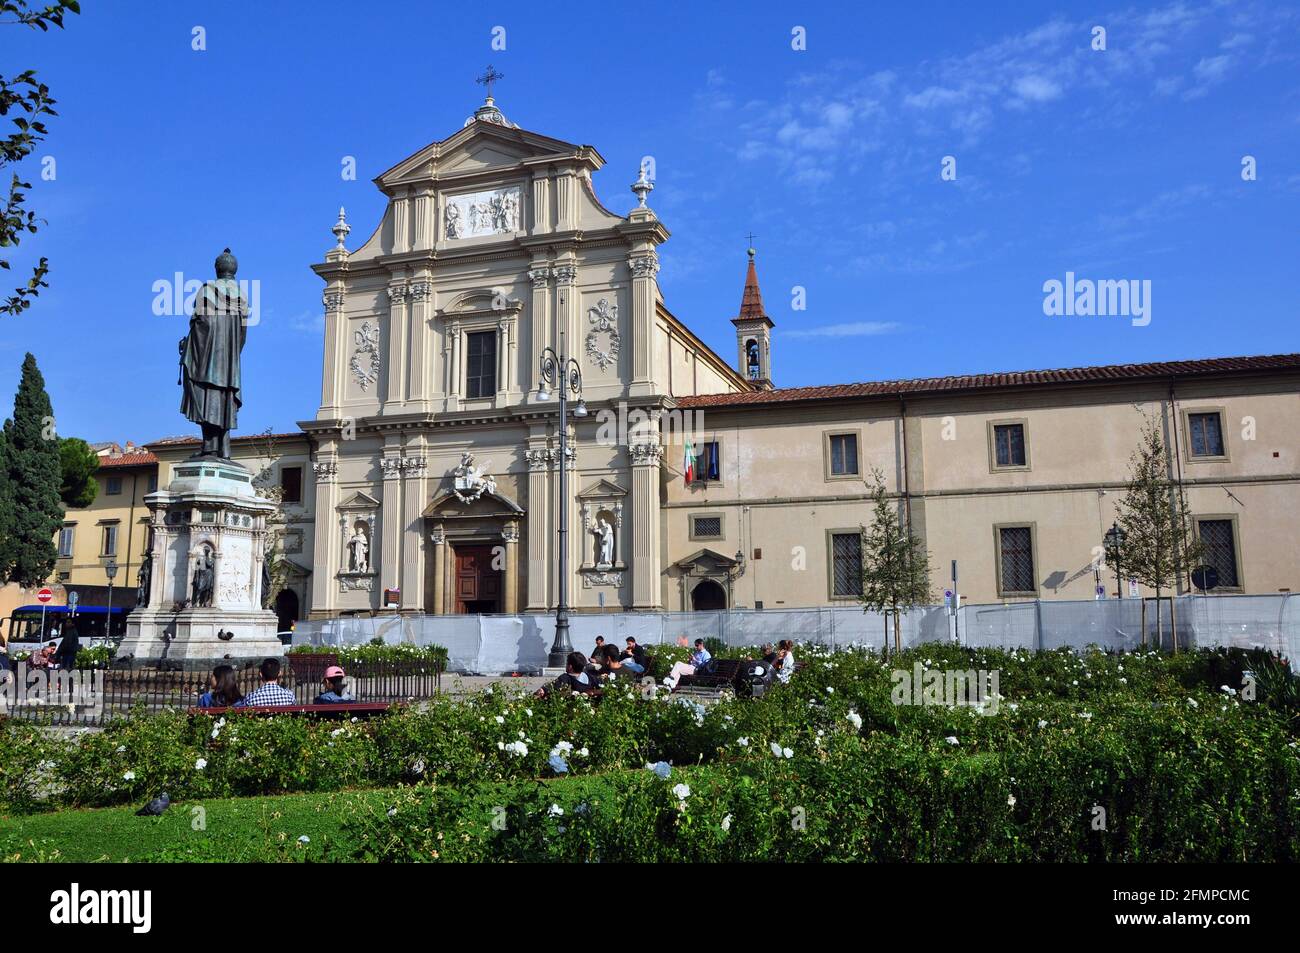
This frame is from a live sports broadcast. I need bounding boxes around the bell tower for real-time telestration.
[731,246,774,390]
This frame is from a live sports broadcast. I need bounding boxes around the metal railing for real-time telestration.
[0,658,443,727]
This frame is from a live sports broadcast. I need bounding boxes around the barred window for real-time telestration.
[1197,519,1239,588]
[998,526,1035,594]
[465,331,497,399]
[692,515,722,539]
[831,532,863,597]
[993,423,1026,467]
[1188,412,1225,457]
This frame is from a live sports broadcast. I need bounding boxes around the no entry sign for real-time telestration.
[36,587,54,604]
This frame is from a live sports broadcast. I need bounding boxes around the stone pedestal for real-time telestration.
[116,458,284,666]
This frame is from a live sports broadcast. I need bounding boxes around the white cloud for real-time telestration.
[784,321,901,338]
[1012,75,1062,103]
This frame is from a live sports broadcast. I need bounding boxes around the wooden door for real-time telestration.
[454,544,503,614]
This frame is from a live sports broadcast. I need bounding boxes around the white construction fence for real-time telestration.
[290,593,1300,676]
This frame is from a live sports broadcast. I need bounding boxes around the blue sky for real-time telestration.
[2,0,1297,444]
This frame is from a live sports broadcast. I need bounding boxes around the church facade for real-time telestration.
[289,95,1300,620]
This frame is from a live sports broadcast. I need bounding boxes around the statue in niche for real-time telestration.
[348,524,370,573]
[593,516,615,567]
[191,549,215,608]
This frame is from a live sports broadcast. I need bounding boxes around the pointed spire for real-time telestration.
[737,246,767,322]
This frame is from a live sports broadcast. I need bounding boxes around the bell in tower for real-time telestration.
[731,245,774,390]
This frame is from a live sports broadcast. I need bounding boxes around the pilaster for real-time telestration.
[629,439,663,609]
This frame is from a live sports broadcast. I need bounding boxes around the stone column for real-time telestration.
[391,194,410,253]
[310,457,339,615]
[408,279,432,410]
[525,446,550,610]
[629,440,663,610]
[384,281,409,412]
[527,264,550,401]
[320,289,347,415]
[445,319,461,411]
[379,451,403,603]
[412,189,433,250]
[430,524,447,613]
[555,172,577,231]
[553,262,578,370]
[400,451,427,612]
[628,251,659,395]
[503,522,520,613]
[531,173,551,234]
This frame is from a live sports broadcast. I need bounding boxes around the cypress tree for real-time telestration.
[0,353,64,586]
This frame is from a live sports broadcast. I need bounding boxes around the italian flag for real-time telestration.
[684,441,697,482]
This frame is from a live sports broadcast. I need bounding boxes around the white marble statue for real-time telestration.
[594,517,614,566]
[348,526,369,573]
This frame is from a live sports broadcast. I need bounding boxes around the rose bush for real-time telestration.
[3,643,1297,861]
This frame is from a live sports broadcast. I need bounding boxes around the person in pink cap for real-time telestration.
[314,665,354,704]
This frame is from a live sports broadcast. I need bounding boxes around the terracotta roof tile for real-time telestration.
[676,353,1300,409]
[99,452,158,467]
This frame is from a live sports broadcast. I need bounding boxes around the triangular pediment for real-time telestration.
[337,491,380,510]
[423,488,524,518]
[577,478,627,499]
[377,119,597,188]
[673,548,739,571]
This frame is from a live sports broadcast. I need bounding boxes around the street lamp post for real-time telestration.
[1103,523,1126,599]
[104,559,119,640]
[537,346,587,668]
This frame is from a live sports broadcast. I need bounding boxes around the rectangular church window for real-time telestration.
[997,525,1036,595]
[993,423,1027,468]
[828,433,859,476]
[466,331,497,399]
[281,465,303,503]
[830,532,863,597]
[1188,412,1225,458]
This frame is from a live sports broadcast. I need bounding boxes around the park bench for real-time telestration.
[676,658,747,691]
[188,702,402,720]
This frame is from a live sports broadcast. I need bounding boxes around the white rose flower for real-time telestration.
[944,736,959,746]
[194,758,208,770]
[672,783,691,800]
[122,770,136,781]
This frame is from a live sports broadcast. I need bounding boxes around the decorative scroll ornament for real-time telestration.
[312,461,338,482]
[585,298,620,371]
[583,571,623,588]
[452,451,497,504]
[350,322,381,391]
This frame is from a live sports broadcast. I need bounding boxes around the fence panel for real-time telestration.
[286,593,1300,674]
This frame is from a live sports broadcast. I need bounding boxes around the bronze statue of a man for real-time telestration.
[180,248,247,459]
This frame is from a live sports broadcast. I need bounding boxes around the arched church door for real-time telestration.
[691,579,727,611]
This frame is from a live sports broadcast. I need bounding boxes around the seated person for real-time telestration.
[28,642,57,670]
[598,644,635,679]
[314,665,354,704]
[234,658,297,707]
[198,664,242,707]
[619,637,648,674]
[537,652,596,697]
[591,636,606,659]
[664,638,712,690]
[774,640,796,684]
[760,643,777,665]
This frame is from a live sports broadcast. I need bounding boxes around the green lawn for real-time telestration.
[0,787,401,862]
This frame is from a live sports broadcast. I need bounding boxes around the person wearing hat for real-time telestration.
[314,665,354,704]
